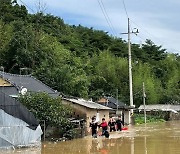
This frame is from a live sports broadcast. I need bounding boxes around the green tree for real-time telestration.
[142,39,167,62]
[158,54,180,103]
[0,0,28,23]
[133,62,163,106]
[89,51,129,102]
[19,92,73,136]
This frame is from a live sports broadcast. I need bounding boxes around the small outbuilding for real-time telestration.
[138,104,180,120]
[62,97,112,128]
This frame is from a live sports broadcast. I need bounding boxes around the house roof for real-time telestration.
[139,104,180,112]
[0,91,39,129]
[63,97,112,110]
[0,71,59,97]
[98,96,131,109]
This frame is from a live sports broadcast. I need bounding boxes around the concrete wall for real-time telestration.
[124,110,131,125]
[86,109,109,125]
[110,110,131,125]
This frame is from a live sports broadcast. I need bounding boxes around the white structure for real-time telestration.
[0,91,42,148]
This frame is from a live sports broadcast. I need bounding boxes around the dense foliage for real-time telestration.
[1,1,180,106]
[19,92,75,138]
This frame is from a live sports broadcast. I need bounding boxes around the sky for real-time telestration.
[17,0,180,54]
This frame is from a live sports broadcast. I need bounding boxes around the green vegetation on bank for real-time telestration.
[135,114,165,125]
[0,0,179,107]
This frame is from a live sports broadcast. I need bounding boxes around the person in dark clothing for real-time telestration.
[116,116,124,131]
[89,116,98,138]
[108,117,116,132]
[99,118,109,138]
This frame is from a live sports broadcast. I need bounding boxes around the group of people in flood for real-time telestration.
[89,116,124,138]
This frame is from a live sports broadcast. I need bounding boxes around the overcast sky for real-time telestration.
[18,0,180,54]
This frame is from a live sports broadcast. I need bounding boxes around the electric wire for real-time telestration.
[19,0,35,13]
[122,0,129,19]
[99,0,117,35]
[18,0,179,53]
[130,19,178,52]
[18,0,63,39]
[130,19,164,44]
[97,0,116,36]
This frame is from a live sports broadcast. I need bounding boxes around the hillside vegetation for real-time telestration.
[0,0,179,106]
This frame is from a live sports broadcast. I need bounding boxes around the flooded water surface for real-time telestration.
[1,121,180,154]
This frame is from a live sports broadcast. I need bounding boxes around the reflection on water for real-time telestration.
[1,121,180,154]
[0,147,41,154]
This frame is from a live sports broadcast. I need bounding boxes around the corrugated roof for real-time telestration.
[63,98,112,110]
[0,71,59,97]
[139,104,180,111]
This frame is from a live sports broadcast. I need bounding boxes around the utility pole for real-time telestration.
[143,82,146,123]
[116,89,118,114]
[128,18,133,114]
[121,18,139,114]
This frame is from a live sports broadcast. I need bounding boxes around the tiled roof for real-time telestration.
[0,71,59,97]
[98,96,131,109]
[63,97,112,110]
[106,96,127,108]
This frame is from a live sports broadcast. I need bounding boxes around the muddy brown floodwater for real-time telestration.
[1,121,180,154]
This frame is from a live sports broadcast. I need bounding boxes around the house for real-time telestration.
[0,71,59,97]
[138,104,180,120]
[97,96,134,124]
[0,71,61,148]
[62,97,112,128]
[0,90,42,148]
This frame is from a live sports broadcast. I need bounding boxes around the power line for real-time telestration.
[99,0,117,35]
[130,19,178,51]
[18,0,63,37]
[97,0,116,36]
[119,1,155,46]
[119,1,178,53]
[122,0,129,19]
[130,19,180,53]
[19,0,35,13]
[130,20,162,43]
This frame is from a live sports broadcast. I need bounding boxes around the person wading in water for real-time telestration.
[108,117,116,132]
[89,116,98,138]
[116,116,124,131]
[99,118,109,138]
